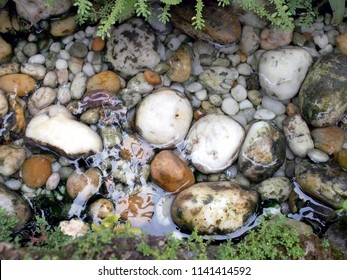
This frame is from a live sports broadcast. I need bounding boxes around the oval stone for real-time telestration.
[295,160,347,209]
[171,181,258,234]
[185,114,245,174]
[22,156,52,189]
[0,74,37,96]
[238,121,286,182]
[299,53,347,127]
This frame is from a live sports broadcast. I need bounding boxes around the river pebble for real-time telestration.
[22,156,52,189]
[307,148,330,163]
[221,97,239,116]
[0,145,26,176]
[71,72,87,99]
[28,54,45,64]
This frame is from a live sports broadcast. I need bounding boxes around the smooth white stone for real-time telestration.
[221,97,239,116]
[231,84,247,102]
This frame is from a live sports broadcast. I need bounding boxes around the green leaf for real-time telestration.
[329,0,345,24]
[160,0,182,4]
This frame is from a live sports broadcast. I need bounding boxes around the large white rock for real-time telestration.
[185,114,245,174]
[259,47,312,100]
[25,105,103,158]
[135,88,193,148]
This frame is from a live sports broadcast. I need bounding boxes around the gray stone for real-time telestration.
[0,183,32,231]
[105,18,160,78]
[199,66,238,94]
[238,121,286,182]
[69,42,88,59]
[295,160,347,209]
[299,53,347,127]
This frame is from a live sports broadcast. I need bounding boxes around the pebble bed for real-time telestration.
[0,3,347,243]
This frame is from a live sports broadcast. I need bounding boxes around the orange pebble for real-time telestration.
[22,156,52,189]
[143,70,161,86]
[92,37,106,52]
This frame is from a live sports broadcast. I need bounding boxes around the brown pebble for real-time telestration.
[286,102,300,116]
[86,70,121,94]
[336,33,347,55]
[0,74,37,96]
[336,147,347,169]
[150,150,195,193]
[22,156,52,189]
[193,107,206,121]
[66,168,101,199]
[143,70,161,86]
[238,50,247,63]
[92,37,106,52]
[311,126,345,155]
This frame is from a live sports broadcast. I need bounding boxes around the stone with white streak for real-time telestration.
[185,114,245,174]
[259,48,312,100]
[25,105,103,158]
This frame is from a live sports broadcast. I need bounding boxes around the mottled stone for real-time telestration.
[0,35,12,64]
[0,145,26,176]
[0,183,32,231]
[238,121,286,182]
[105,18,160,78]
[260,27,293,50]
[150,150,195,193]
[166,48,191,83]
[66,168,101,199]
[311,126,345,155]
[0,74,37,96]
[335,33,347,55]
[171,181,258,234]
[256,177,293,202]
[50,16,77,37]
[299,53,347,127]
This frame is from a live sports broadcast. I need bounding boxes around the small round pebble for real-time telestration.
[28,54,45,64]
[262,95,286,115]
[69,41,88,58]
[209,94,222,106]
[253,108,276,120]
[82,63,95,77]
[46,172,60,190]
[50,42,61,53]
[5,179,22,191]
[239,99,253,109]
[247,90,262,106]
[55,59,68,70]
[221,97,239,116]
[59,49,71,60]
[23,43,38,57]
[195,89,208,101]
[231,84,247,102]
[237,63,252,76]
[307,148,330,163]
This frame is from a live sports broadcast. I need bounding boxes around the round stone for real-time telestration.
[69,41,88,59]
[22,156,52,189]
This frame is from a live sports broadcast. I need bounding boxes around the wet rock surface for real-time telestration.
[299,53,347,127]
[171,181,258,234]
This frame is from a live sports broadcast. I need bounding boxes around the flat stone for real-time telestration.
[256,177,293,202]
[150,150,195,193]
[25,105,103,158]
[171,2,241,45]
[295,160,347,209]
[311,126,345,155]
[171,181,258,234]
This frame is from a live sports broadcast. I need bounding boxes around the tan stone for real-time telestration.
[166,48,191,83]
[22,156,52,189]
[260,27,293,50]
[336,147,347,170]
[50,16,77,37]
[86,71,121,94]
[66,168,101,199]
[0,62,20,77]
[92,37,106,52]
[336,33,347,55]
[0,10,12,33]
[143,70,161,85]
[0,74,37,96]
[120,134,154,165]
[286,102,300,116]
[150,150,195,193]
[311,126,345,155]
[0,35,12,64]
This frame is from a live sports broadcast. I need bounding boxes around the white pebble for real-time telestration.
[59,49,71,60]
[57,84,71,104]
[307,148,330,163]
[228,54,241,67]
[81,38,90,47]
[226,164,238,178]
[221,97,239,116]
[46,172,60,190]
[62,35,74,44]
[319,44,334,55]
[82,62,95,77]
[52,161,62,173]
[167,37,181,51]
[286,147,295,160]
[74,30,86,40]
[236,76,247,88]
[195,89,208,101]
[262,95,286,115]
[209,94,222,106]
[64,41,74,52]
[313,34,329,49]
[5,179,22,191]
[43,71,58,88]
[231,84,247,102]
[50,42,61,53]
[28,54,45,64]
[253,108,276,120]
[85,26,96,37]
[170,83,184,93]
[28,34,37,42]
[239,99,253,109]
[237,63,252,76]
[71,72,87,99]
[55,58,68,70]
[87,51,94,64]
[186,82,203,93]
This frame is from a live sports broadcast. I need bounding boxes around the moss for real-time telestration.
[0,209,19,242]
